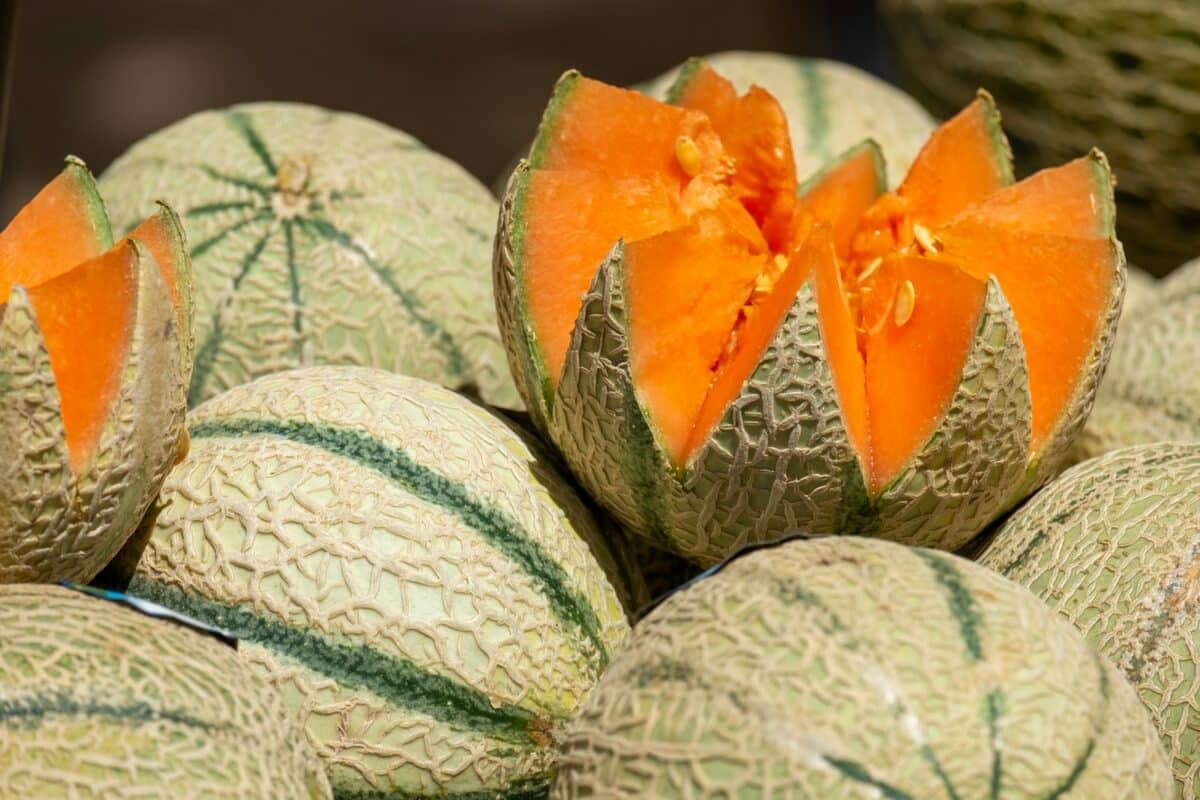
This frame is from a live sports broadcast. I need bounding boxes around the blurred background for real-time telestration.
[0,0,887,220]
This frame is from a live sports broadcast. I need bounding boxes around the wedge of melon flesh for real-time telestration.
[0,160,113,300]
[126,206,185,309]
[795,143,886,259]
[22,242,138,472]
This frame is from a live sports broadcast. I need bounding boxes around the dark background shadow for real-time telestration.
[0,0,891,219]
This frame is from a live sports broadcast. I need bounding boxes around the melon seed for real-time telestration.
[894,280,916,327]
[913,223,942,254]
[858,256,883,282]
[674,136,704,177]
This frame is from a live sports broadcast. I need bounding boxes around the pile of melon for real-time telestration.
[2,47,1198,800]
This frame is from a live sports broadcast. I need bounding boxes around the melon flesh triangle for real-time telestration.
[21,243,139,472]
[126,208,185,309]
[0,161,113,300]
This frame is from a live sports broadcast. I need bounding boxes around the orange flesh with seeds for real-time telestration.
[519,66,1116,489]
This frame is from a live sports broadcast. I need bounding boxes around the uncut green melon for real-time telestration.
[978,443,1200,795]
[100,102,519,409]
[0,583,330,798]
[1074,257,1199,460]
[640,51,936,186]
[0,158,192,584]
[131,366,630,798]
[881,0,1200,274]
[554,537,1171,798]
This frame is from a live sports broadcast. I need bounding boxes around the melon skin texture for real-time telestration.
[99,102,520,410]
[553,537,1172,799]
[0,194,192,584]
[1075,257,1199,461]
[881,0,1200,274]
[0,584,330,798]
[495,153,1124,565]
[131,366,630,798]
[978,443,1200,795]
[640,51,936,186]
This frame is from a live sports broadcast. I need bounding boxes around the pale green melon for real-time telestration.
[1,160,192,584]
[554,537,1172,798]
[881,0,1200,274]
[1075,257,1199,460]
[0,583,330,798]
[640,51,936,185]
[1122,265,1159,319]
[131,366,630,798]
[978,443,1200,795]
[99,102,520,409]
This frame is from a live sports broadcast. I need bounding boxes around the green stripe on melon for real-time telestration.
[99,102,520,410]
[0,584,329,798]
[133,366,630,798]
[978,442,1200,795]
[552,537,1171,798]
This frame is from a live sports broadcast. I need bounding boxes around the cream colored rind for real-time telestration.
[135,367,629,796]
[1076,257,1199,460]
[100,102,519,409]
[642,51,936,185]
[978,443,1200,795]
[0,583,330,799]
[553,537,1172,798]
[0,242,188,584]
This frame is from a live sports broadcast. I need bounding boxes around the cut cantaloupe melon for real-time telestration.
[0,158,193,584]
[494,61,1123,564]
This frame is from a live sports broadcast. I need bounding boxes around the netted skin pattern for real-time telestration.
[555,537,1172,799]
[100,101,520,409]
[1076,258,1199,460]
[0,242,189,584]
[134,367,629,797]
[882,0,1200,274]
[979,442,1200,795]
[641,51,935,186]
[0,584,330,799]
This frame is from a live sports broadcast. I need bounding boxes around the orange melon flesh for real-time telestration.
[796,145,886,260]
[627,207,768,465]
[22,242,138,472]
[126,209,183,309]
[0,162,112,301]
[930,158,1115,450]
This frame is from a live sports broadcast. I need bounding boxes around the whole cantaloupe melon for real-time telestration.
[978,443,1200,794]
[100,102,519,409]
[554,537,1172,798]
[131,366,630,797]
[0,583,330,798]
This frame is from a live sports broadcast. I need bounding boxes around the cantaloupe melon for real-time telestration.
[978,443,1200,795]
[1075,258,1199,460]
[0,583,330,798]
[495,65,1123,563]
[553,537,1172,798]
[881,0,1200,275]
[0,158,192,583]
[131,366,630,798]
[99,102,520,409]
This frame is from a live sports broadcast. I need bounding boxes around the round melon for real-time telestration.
[881,0,1200,274]
[99,102,520,409]
[640,51,936,185]
[1122,265,1158,320]
[130,366,631,797]
[496,65,1123,564]
[1075,257,1199,460]
[978,443,1200,795]
[0,159,192,583]
[554,536,1171,798]
[0,583,329,798]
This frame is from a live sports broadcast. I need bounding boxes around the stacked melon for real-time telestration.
[0,158,192,584]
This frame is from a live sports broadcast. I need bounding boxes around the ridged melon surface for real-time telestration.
[881,0,1200,274]
[99,102,519,409]
[1075,257,1199,460]
[641,51,936,185]
[0,160,192,583]
[131,367,630,798]
[554,537,1171,798]
[0,584,330,799]
[978,443,1200,795]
